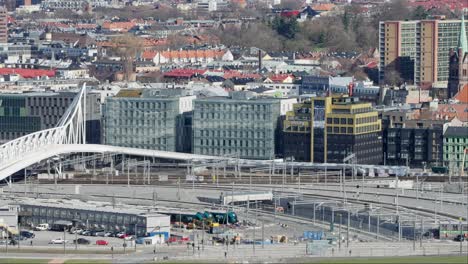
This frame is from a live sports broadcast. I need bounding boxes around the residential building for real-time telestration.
[379,16,468,88]
[282,96,332,162]
[196,0,228,12]
[41,0,86,10]
[0,6,7,44]
[103,89,194,152]
[325,97,382,165]
[142,49,233,65]
[443,126,468,173]
[448,16,468,98]
[381,109,445,167]
[192,91,295,159]
[301,75,353,95]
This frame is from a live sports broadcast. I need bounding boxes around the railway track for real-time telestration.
[2,186,395,242]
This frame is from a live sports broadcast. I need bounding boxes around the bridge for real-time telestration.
[0,84,409,184]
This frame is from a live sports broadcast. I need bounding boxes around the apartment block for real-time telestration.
[443,126,468,173]
[379,16,468,87]
[0,6,7,44]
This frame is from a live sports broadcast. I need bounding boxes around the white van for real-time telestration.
[35,223,49,231]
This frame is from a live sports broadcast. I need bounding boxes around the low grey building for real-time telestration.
[17,199,170,237]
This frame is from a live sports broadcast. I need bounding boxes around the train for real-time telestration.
[163,210,238,226]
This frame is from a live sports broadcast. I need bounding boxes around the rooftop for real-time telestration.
[444,126,468,137]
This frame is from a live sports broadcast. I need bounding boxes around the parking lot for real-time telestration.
[4,229,135,251]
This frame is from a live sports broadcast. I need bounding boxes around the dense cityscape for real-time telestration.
[0,0,467,263]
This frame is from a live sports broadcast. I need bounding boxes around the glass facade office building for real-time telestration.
[103,89,194,152]
[0,95,41,142]
[192,92,283,159]
[0,92,102,144]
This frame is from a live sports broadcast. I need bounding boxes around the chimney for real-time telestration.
[348,83,354,97]
[258,50,262,72]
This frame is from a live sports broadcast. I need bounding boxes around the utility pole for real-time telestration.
[253,202,257,256]
[347,211,350,248]
[459,218,463,255]
[339,214,342,251]
[413,220,416,251]
[177,177,181,201]
[261,220,264,249]
[63,228,66,253]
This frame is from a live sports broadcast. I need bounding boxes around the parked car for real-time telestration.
[70,228,83,234]
[96,240,109,246]
[20,231,35,239]
[73,238,90,245]
[104,232,113,237]
[81,230,91,236]
[35,223,49,231]
[454,235,465,242]
[117,232,128,239]
[124,235,135,241]
[94,231,106,237]
[49,238,68,244]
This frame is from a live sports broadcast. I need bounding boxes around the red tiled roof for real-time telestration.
[0,68,56,78]
[269,74,293,83]
[434,104,468,122]
[102,21,136,32]
[407,0,468,11]
[454,84,468,103]
[312,3,335,12]
[163,69,206,78]
[281,10,300,18]
[75,23,97,29]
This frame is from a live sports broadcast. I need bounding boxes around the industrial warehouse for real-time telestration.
[3,198,170,240]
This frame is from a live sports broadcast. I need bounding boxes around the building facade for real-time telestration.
[448,16,468,98]
[381,109,445,167]
[325,97,382,165]
[379,17,468,87]
[18,200,170,237]
[0,91,101,144]
[443,126,468,173]
[0,6,7,44]
[282,97,332,162]
[192,91,294,159]
[301,76,353,95]
[103,89,194,152]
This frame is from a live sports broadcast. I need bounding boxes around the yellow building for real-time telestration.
[326,97,382,164]
[283,96,383,165]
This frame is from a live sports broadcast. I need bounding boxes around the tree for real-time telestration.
[271,17,299,39]
[277,0,303,10]
[112,35,144,81]
[384,68,404,87]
